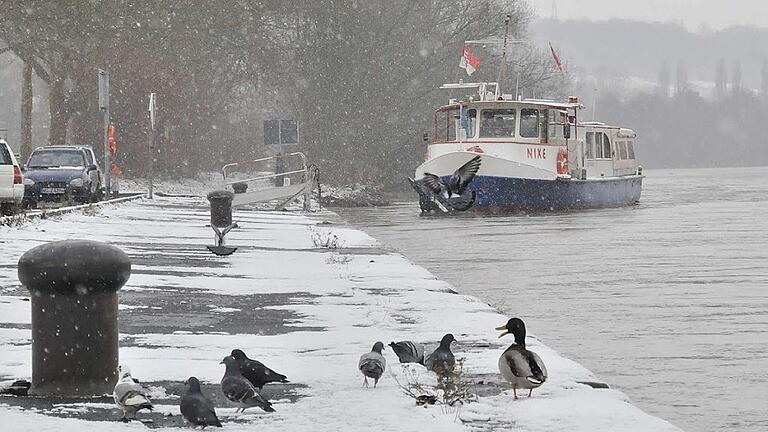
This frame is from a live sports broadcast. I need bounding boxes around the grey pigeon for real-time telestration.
[180,376,222,427]
[409,155,481,213]
[113,365,153,422]
[231,349,289,390]
[424,334,456,376]
[220,356,275,413]
[358,341,386,388]
[389,341,425,364]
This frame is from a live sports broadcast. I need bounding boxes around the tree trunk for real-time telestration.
[48,72,68,146]
[20,53,33,160]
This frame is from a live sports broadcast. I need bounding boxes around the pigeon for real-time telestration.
[496,317,548,399]
[422,155,482,198]
[409,155,481,214]
[389,341,425,364]
[220,356,275,413]
[113,365,153,422]
[424,334,456,376]
[231,349,289,390]
[180,376,222,428]
[358,341,386,388]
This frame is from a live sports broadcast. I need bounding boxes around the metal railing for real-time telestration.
[221,152,308,186]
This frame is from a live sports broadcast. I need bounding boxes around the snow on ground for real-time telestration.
[0,197,682,431]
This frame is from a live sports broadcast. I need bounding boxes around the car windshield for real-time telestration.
[28,150,85,168]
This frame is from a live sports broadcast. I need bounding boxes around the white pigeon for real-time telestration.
[113,365,153,422]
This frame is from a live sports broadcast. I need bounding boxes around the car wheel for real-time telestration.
[0,203,13,216]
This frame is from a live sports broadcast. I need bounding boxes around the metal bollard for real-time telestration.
[17,240,131,396]
[232,182,248,194]
[207,190,234,227]
[207,190,237,256]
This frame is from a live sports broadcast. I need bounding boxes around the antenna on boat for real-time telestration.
[496,14,512,94]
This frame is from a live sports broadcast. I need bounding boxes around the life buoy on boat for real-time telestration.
[467,146,484,153]
[556,148,569,174]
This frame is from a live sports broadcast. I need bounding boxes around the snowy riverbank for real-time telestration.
[0,197,682,431]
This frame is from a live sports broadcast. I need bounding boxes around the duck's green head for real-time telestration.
[495,317,526,345]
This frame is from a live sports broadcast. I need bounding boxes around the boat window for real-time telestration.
[520,108,539,138]
[447,109,458,141]
[594,132,604,158]
[619,141,628,160]
[461,108,477,138]
[586,132,594,159]
[602,133,612,159]
[479,109,516,138]
[548,110,558,139]
[627,141,635,159]
[434,108,460,142]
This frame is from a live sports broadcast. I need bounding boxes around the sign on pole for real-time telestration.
[98,69,109,110]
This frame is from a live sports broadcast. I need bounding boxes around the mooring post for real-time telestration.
[17,240,130,396]
[206,190,238,255]
[207,190,234,228]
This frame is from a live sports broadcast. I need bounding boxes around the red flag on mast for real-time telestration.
[459,46,481,76]
[549,42,564,72]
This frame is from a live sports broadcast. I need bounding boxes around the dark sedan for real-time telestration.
[22,147,101,207]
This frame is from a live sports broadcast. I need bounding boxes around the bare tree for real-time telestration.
[714,57,727,100]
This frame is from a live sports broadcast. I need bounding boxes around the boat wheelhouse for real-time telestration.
[414,82,643,212]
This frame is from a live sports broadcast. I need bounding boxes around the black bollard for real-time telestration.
[232,182,248,194]
[207,190,234,227]
[17,240,131,396]
[206,190,237,256]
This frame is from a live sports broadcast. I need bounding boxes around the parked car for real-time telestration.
[22,146,103,208]
[0,139,24,215]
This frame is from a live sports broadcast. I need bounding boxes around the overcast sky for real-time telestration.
[528,0,768,31]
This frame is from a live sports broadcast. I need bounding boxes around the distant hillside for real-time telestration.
[531,18,768,90]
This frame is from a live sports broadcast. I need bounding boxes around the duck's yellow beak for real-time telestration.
[496,325,508,338]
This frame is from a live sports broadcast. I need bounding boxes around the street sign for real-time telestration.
[148,93,157,132]
[98,69,109,110]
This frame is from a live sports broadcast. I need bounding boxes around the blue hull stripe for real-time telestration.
[460,175,643,211]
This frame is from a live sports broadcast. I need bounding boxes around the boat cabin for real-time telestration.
[427,82,639,180]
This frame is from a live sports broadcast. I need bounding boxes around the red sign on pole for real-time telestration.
[107,123,117,158]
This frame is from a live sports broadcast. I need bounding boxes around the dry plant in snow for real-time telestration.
[390,359,477,416]
[308,226,343,249]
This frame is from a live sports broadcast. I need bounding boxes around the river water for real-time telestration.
[335,167,768,432]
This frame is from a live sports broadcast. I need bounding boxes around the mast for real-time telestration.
[496,14,511,93]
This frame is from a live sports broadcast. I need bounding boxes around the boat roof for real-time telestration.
[438,81,583,111]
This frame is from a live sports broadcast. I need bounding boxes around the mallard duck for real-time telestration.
[496,318,547,399]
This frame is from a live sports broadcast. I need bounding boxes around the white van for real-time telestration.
[0,139,24,215]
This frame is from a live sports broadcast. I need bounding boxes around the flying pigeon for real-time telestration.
[220,356,275,413]
[424,334,456,376]
[113,365,153,422]
[180,376,222,427]
[231,349,289,390]
[359,341,386,388]
[409,155,481,214]
[389,341,425,364]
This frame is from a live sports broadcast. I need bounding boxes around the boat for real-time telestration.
[412,81,643,213]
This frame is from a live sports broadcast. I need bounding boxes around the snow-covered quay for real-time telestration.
[0,197,682,431]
